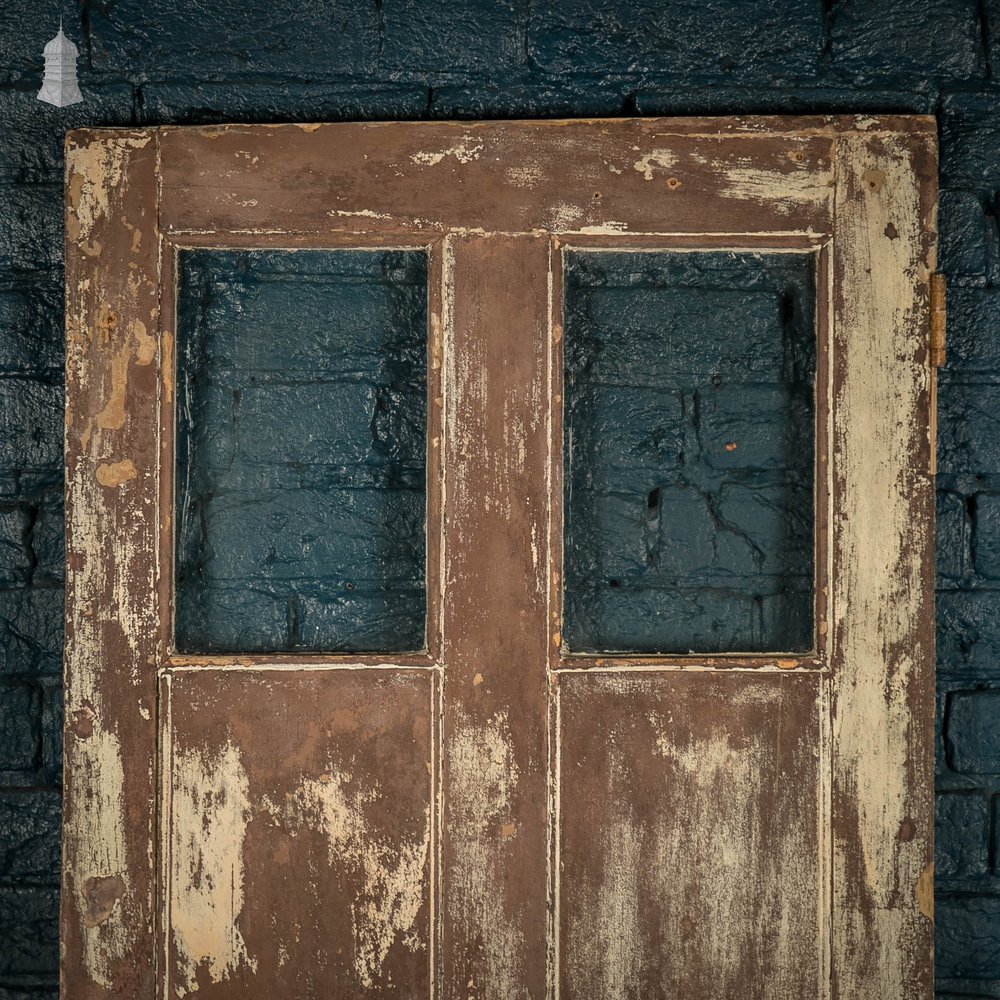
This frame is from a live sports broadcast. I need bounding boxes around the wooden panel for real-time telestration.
[557,671,825,1000]
[161,668,435,999]
[158,119,838,238]
[441,234,550,999]
[62,130,162,999]
[829,130,937,997]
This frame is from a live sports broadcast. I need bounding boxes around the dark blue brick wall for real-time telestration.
[563,250,815,655]
[0,1,996,995]
[174,248,427,655]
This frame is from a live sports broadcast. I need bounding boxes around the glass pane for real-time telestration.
[563,250,815,654]
[174,249,427,654]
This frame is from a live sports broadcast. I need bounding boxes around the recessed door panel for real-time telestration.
[557,671,824,999]
[162,668,435,999]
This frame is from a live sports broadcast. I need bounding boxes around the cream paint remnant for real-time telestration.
[132,319,156,366]
[504,163,543,189]
[66,134,151,245]
[713,158,830,211]
[64,462,137,987]
[95,458,137,487]
[72,721,132,988]
[633,149,678,180]
[169,741,257,995]
[262,770,428,988]
[547,201,584,232]
[411,136,484,166]
[327,208,393,220]
[916,862,933,920]
[448,710,527,1000]
[94,349,129,431]
[832,134,932,994]
[577,222,630,235]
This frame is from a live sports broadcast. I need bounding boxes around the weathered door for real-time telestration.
[62,118,938,999]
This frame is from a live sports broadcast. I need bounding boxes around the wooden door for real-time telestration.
[62,118,938,999]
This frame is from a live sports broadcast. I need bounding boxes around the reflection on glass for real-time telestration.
[563,250,815,654]
[174,249,427,654]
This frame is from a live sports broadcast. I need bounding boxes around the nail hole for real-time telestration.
[608,579,620,588]
[666,177,681,190]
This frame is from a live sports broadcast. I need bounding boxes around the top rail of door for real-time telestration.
[67,117,935,241]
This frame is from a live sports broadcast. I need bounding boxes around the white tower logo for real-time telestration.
[37,19,83,108]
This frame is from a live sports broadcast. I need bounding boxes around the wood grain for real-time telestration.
[829,129,937,999]
[62,129,162,998]
[441,234,551,999]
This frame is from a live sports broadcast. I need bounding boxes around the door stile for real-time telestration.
[441,233,552,1000]
[829,130,937,998]
[63,129,163,1000]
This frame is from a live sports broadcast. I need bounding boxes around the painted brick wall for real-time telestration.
[0,1,995,996]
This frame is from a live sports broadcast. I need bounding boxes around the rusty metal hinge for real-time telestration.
[930,272,947,368]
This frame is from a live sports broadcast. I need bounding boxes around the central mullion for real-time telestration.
[440,234,551,999]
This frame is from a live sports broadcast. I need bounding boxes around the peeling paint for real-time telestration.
[169,741,257,994]
[263,770,429,987]
[547,201,584,232]
[82,874,126,927]
[327,208,393,220]
[633,149,678,180]
[132,319,156,366]
[448,710,526,1000]
[714,160,830,211]
[831,132,934,996]
[411,136,484,166]
[504,163,543,189]
[71,719,133,988]
[916,862,933,920]
[66,134,151,244]
[95,459,137,487]
[93,349,129,431]
[561,678,822,997]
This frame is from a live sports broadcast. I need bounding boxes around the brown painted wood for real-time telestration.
[158,120,838,239]
[62,130,162,999]
[441,234,551,999]
[557,671,825,998]
[160,667,435,998]
[62,118,937,1000]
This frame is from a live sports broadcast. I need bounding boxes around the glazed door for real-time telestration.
[62,119,938,1000]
